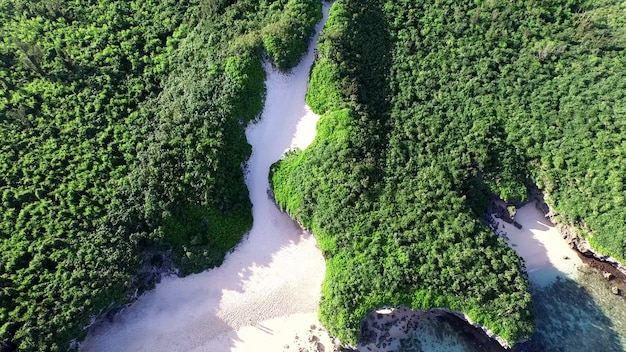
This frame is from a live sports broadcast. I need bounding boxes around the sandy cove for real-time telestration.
[351,201,593,352]
[81,1,625,349]
[491,201,584,287]
[81,4,336,351]
[492,190,626,293]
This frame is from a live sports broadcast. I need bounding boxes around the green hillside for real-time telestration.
[272,0,626,345]
[0,0,321,350]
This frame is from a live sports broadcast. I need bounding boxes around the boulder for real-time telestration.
[535,200,550,216]
[576,241,594,257]
[603,271,614,281]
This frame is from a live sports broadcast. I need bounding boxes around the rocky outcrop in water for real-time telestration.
[357,306,509,352]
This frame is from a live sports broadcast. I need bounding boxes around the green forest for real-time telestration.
[2,0,625,350]
[0,0,320,350]
[272,0,626,346]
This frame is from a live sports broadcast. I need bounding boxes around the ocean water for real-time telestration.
[514,267,626,352]
[358,308,508,352]
[362,204,626,352]
[506,205,626,352]
[369,280,626,352]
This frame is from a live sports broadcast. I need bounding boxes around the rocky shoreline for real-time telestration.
[272,182,626,352]
[356,306,509,352]
[532,188,626,273]
[525,186,624,293]
[487,185,626,293]
[432,309,512,350]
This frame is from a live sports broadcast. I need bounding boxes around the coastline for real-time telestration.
[490,199,583,286]
[529,186,626,289]
[536,201,626,282]
[488,186,626,291]
[336,185,626,352]
[284,184,626,352]
[80,4,333,351]
[356,306,509,352]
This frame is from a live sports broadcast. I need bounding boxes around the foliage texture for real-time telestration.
[0,0,322,350]
[272,0,626,345]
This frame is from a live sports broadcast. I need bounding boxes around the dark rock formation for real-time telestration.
[603,271,615,281]
[490,200,515,224]
[357,306,509,352]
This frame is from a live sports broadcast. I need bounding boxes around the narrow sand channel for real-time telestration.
[81,4,332,351]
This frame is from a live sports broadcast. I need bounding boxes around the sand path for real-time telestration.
[80,4,332,351]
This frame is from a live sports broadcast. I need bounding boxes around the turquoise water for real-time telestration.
[358,309,507,352]
[360,210,626,352]
[390,316,501,352]
[514,267,626,352]
[361,266,626,352]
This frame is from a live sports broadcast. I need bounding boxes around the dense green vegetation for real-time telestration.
[0,0,321,350]
[2,0,624,349]
[272,0,626,345]
[263,0,322,69]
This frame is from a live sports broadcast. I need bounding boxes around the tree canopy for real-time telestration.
[0,0,322,350]
[272,0,626,345]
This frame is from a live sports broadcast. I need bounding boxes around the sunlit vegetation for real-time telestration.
[3,0,624,349]
[0,0,322,350]
[272,0,626,345]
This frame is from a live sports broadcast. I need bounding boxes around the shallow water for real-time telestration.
[80,4,331,351]
[516,270,626,352]
[358,308,507,352]
[79,3,626,349]
[417,203,626,352]
[498,204,626,352]
[369,204,626,352]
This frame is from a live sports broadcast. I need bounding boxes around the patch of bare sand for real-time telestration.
[493,202,583,286]
[197,314,341,352]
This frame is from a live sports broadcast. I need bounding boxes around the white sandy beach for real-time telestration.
[493,202,583,286]
[80,4,333,351]
[354,203,591,352]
